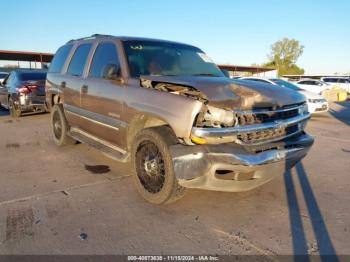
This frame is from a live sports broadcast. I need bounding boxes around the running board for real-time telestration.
[69,127,130,163]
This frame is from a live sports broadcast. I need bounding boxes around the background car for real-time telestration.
[0,69,47,117]
[239,77,329,114]
[321,77,350,93]
[0,72,9,84]
[295,79,330,95]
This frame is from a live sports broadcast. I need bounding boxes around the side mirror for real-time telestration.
[102,64,121,80]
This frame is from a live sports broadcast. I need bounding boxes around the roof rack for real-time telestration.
[67,34,113,43]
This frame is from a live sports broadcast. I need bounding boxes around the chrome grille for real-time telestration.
[237,124,299,145]
[235,103,305,144]
[237,103,303,126]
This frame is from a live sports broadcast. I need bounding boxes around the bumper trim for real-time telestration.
[192,113,311,138]
[171,133,314,192]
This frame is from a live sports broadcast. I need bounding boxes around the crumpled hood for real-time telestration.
[141,75,306,110]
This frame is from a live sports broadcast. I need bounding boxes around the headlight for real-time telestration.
[203,105,236,127]
[308,99,327,103]
[298,102,308,114]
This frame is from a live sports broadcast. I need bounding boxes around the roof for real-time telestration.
[0,50,53,62]
[67,34,197,48]
[218,64,276,73]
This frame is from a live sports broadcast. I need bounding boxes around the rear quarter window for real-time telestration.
[49,45,73,73]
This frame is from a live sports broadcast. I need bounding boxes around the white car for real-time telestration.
[296,79,330,95]
[0,72,9,84]
[239,77,329,114]
[321,77,350,93]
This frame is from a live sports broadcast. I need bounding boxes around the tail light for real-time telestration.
[17,85,38,94]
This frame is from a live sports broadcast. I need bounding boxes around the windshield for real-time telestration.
[271,79,302,91]
[18,72,47,81]
[123,40,224,78]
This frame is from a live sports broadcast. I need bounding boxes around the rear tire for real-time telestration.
[131,127,185,205]
[9,97,21,118]
[50,104,76,146]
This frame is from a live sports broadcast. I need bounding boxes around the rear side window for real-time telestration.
[0,73,8,79]
[5,72,15,85]
[304,81,315,85]
[89,43,120,78]
[67,44,92,76]
[49,45,73,73]
[338,79,348,83]
[324,78,336,83]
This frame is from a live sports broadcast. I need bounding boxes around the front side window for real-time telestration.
[89,43,120,78]
[67,44,92,77]
[123,40,223,78]
[49,45,73,73]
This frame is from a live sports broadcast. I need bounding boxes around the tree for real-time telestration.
[267,38,305,76]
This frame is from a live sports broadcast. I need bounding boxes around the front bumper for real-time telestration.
[307,101,329,114]
[170,133,314,192]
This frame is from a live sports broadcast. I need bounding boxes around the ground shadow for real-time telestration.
[285,162,339,261]
[328,101,350,126]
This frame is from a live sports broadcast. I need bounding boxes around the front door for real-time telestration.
[80,42,126,149]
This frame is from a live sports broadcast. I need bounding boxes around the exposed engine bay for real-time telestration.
[140,78,237,128]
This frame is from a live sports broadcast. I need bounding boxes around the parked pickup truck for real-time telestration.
[46,34,314,204]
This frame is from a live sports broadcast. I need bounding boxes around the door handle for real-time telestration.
[61,81,66,88]
[81,85,88,94]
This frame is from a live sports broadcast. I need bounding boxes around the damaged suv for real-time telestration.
[46,34,314,204]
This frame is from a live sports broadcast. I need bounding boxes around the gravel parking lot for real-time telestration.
[0,102,349,258]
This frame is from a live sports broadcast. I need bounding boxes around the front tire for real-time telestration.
[50,104,75,146]
[131,127,185,205]
[9,97,21,118]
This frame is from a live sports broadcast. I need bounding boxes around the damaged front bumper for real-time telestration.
[170,133,314,192]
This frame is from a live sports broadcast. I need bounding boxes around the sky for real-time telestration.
[1,0,349,74]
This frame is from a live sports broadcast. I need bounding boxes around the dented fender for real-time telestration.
[124,81,203,140]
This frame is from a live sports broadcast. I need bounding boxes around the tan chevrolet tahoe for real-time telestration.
[46,34,314,204]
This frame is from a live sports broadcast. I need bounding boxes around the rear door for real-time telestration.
[62,43,93,128]
[80,41,126,149]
